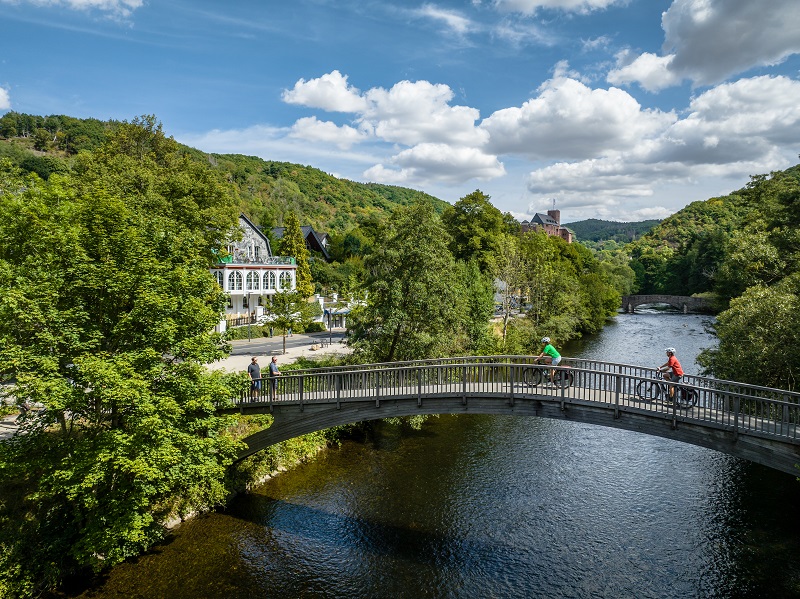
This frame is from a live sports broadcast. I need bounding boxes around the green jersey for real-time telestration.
[543,344,560,359]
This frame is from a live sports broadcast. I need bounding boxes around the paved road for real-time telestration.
[228,330,348,356]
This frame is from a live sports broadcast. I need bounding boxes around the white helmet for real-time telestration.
[541,337,550,344]
[665,347,676,354]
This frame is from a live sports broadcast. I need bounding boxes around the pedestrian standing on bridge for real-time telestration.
[657,348,683,401]
[269,356,281,400]
[248,357,261,399]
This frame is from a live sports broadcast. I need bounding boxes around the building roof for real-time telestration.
[271,225,331,261]
[531,213,559,227]
[239,213,273,255]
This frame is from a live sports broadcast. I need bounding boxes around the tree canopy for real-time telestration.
[0,117,244,595]
[277,211,314,297]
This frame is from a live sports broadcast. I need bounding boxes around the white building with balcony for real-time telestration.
[211,214,297,330]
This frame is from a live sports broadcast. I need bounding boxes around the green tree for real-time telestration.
[699,274,800,389]
[265,288,315,354]
[349,202,467,362]
[714,226,786,304]
[277,211,314,297]
[441,189,510,274]
[519,230,560,329]
[0,119,243,594]
[33,127,51,151]
[459,259,496,353]
[494,233,526,347]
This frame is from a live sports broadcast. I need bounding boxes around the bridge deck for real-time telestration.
[226,357,800,474]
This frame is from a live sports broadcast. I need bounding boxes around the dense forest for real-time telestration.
[0,111,447,237]
[566,218,660,245]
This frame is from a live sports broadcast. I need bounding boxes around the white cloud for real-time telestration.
[607,51,682,92]
[280,73,498,189]
[201,69,799,218]
[362,80,487,147]
[283,73,487,148]
[282,70,368,113]
[521,74,800,212]
[364,143,505,185]
[492,20,554,47]
[606,0,800,91]
[9,0,143,17]
[654,76,800,165]
[481,74,676,159]
[412,4,475,35]
[492,0,625,15]
[289,117,366,149]
[0,87,10,111]
[582,35,612,52]
[663,0,800,86]
[177,124,380,169]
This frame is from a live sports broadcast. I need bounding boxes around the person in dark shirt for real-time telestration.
[247,357,261,399]
[269,356,281,399]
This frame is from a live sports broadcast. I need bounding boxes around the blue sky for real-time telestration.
[2,0,800,223]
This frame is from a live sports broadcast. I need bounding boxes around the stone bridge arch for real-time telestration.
[621,294,713,313]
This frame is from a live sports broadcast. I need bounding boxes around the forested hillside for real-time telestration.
[627,164,800,389]
[205,154,448,234]
[566,218,660,244]
[0,111,449,235]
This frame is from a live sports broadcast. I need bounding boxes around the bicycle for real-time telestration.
[522,358,574,388]
[634,370,698,409]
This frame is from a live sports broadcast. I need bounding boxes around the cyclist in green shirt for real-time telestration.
[537,337,561,383]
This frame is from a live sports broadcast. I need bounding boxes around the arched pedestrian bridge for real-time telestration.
[221,357,800,476]
[622,295,713,313]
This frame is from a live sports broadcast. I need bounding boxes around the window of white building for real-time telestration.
[228,271,242,291]
[246,271,260,291]
[279,271,292,290]
[265,271,276,290]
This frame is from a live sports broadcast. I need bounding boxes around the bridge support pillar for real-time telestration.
[682,303,688,314]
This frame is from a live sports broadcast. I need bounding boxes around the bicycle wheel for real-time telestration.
[676,387,698,409]
[634,380,660,402]
[552,369,574,388]
[522,367,543,386]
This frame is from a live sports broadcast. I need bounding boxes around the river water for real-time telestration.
[70,312,800,598]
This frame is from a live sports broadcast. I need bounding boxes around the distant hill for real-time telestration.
[0,111,450,235]
[204,154,449,234]
[565,218,661,243]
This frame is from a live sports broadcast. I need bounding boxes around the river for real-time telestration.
[68,312,800,598]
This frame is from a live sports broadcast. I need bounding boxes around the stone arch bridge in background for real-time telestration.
[622,294,713,313]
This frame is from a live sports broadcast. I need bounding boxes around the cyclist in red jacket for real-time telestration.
[657,348,683,399]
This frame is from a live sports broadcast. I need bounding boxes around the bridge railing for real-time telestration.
[234,357,800,443]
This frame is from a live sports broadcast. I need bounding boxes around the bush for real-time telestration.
[303,321,326,333]
[224,325,267,341]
